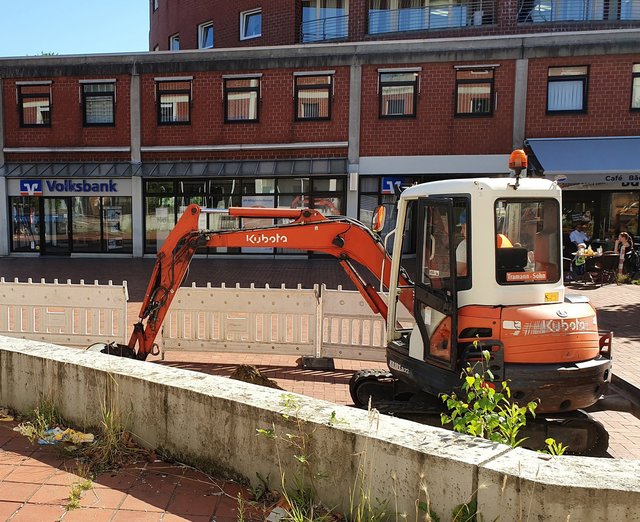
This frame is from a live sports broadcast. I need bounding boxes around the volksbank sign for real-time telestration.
[11,178,131,196]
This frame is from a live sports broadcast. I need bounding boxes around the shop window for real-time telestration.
[224,77,260,123]
[379,70,419,118]
[240,9,262,40]
[294,74,332,121]
[156,79,192,125]
[82,82,115,126]
[632,64,640,111]
[455,67,494,116]
[169,34,180,50]
[547,66,588,114]
[18,83,51,127]
[198,21,214,49]
[72,197,132,253]
[10,197,40,252]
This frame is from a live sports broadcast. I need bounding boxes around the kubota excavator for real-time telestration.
[94,151,613,455]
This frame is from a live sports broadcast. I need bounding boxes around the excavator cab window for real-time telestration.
[494,198,561,284]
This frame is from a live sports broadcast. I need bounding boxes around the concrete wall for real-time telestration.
[0,336,638,521]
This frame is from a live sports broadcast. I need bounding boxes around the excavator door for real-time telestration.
[412,198,459,370]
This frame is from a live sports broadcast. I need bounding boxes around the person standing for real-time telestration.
[614,232,634,276]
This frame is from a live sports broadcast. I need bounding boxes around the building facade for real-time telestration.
[149,0,640,51]
[0,30,639,258]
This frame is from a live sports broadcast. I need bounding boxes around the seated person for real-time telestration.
[456,212,467,277]
[569,222,589,248]
[497,234,513,248]
[572,243,587,277]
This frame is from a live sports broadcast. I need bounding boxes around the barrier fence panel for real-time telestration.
[0,278,128,348]
[319,285,414,362]
[162,284,319,357]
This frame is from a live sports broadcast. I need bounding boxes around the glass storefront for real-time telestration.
[144,177,345,254]
[10,194,132,254]
[562,190,640,253]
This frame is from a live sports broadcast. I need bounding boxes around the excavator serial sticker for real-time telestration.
[389,360,411,375]
[503,318,591,336]
[544,292,559,302]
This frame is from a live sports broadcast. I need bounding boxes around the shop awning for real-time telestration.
[0,163,138,178]
[0,159,348,179]
[525,137,640,186]
[139,159,347,177]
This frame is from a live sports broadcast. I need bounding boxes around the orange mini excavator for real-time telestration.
[94,151,612,455]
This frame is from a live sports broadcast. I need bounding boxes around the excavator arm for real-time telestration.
[109,204,414,360]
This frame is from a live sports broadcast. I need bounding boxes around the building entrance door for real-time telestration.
[41,197,71,255]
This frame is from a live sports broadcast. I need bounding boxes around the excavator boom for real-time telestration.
[121,204,414,359]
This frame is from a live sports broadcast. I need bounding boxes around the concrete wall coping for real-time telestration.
[1,336,638,520]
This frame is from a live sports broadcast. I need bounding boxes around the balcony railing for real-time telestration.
[518,0,640,22]
[368,2,495,34]
[300,14,349,43]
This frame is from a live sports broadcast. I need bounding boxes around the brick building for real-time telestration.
[0,2,639,257]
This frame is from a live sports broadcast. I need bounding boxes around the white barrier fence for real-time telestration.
[0,280,412,362]
[162,283,409,362]
[0,278,129,348]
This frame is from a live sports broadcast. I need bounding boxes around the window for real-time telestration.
[240,9,262,40]
[301,0,349,42]
[18,83,51,127]
[198,22,214,48]
[455,67,494,116]
[632,64,640,110]
[495,199,560,284]
[169,34,180,50]
[379,71,419,118]
[294,74,332,120]
[224,77,260,123]
[369,0,479,33]
[82,82,115,126]
[547,66,588,113]
[156,79,192,124]
[153,0,158,11]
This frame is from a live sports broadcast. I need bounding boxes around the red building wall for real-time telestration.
[359,61,515,157]
[2,75,131,151]
[140,67,350,161]
[150,0,296,50]
[525,55,640,138]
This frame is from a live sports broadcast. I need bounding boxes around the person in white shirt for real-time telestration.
[569,223,589,247]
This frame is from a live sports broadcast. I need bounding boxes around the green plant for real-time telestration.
[66,478,93,510]
[617,273,631,284]
[542,437,568,456]
[440,350,538,448]
[452,499,478,522]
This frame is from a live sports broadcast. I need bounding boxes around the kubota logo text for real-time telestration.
[245,233,289,245]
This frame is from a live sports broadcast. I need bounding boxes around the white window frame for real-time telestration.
[198,21,214,49]
[169,33,180,50]
[240,8,262,40]
[153,0,159,11]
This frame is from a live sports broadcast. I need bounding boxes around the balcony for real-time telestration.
[368,2,495,34]
[518,0,640,22]
[300,14,349,43]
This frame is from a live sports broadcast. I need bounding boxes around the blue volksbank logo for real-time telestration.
[19,179,118,195]
[19,180,43,196]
